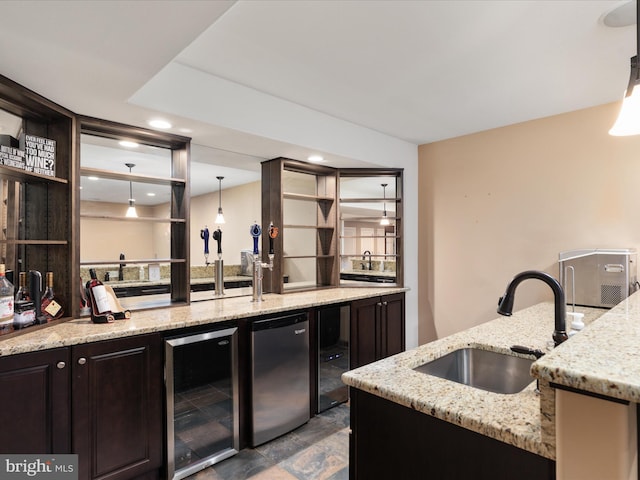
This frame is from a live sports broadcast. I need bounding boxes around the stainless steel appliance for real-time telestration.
[165,327,239,480]
[559,248,638,308]
[317,304,350,412]
[250,312,310,446]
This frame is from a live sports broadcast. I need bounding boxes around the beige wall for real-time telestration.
[418,101,640,344]
[81,181,261,267]
[80,202,162,261]
[188,180,261,267]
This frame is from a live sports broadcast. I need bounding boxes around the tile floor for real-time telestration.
[191,403,350,480]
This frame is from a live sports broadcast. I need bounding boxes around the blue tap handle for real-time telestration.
[200,227,210,255]
[250,223,262,255]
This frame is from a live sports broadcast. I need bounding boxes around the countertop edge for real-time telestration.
[0,287,408,357]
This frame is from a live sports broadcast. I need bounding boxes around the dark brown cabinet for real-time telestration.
[72,334,163,480]
[0,348,70,454]
[350,389,554,480]
[350,293,404,369]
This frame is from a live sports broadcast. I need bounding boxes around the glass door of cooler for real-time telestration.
[165,327,239,480]
[318,304,350,412]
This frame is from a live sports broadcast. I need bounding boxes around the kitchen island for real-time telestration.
[342,301,609,479]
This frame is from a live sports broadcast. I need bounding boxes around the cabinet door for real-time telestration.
[72,334,163,480]
[350,297,379,369]
[380,293,405,358]
[0,348,70,453]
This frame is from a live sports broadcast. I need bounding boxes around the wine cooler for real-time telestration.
[165,326,239,480]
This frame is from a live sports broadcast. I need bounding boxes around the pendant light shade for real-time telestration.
[125,163,138,218]
[610,1,640,136]
[215,176,225,225]
[380,183,391,226]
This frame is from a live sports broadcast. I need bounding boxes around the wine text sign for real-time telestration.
[24,134,56,176]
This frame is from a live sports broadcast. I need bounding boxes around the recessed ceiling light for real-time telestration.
[308,155,325,163]
[88,176,99,181]
[119,140,139,148]
[149,119,172,129]
[146,192,156,197]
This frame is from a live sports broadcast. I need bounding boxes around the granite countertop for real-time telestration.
[0,287,407,357]
[532,290,640,403]
[342,302,604,460]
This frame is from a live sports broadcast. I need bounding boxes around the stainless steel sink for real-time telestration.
[413,347,534,394]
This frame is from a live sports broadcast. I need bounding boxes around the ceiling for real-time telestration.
[0,0,635,203]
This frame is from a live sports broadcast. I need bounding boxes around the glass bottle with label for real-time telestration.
[41,271,64,321]
[0,264,14,333]
[15,271,30,301]
[87,268,114,323]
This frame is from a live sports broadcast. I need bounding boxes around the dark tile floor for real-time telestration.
[191,403,350,480]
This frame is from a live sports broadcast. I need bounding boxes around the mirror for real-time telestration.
[80,135,262,306]
[339,175,399,285]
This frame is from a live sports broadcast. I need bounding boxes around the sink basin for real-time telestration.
[413,347,534,394]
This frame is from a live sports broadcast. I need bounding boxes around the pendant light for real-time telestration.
[125,163,138,218]
[380,183,391,226]
[610,0,640,136]
[215,176,225,224]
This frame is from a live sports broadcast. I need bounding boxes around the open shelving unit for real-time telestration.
[262,157,338,293]
[0,73,76,325]
[78,116,191,308]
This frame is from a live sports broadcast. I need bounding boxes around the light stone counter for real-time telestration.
[342,302,604,460]
[533,289,640,403]
[0,287,406,357]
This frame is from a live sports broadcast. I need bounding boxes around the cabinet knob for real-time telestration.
[77,357,87,365]
[56,361,66,369]
[383,301,388,306]
[377,302,382,307]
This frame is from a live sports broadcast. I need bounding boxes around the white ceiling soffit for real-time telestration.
[132,0,635,146]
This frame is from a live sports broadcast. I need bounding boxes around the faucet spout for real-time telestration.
[497,270,568,346]
[362,250,372,270]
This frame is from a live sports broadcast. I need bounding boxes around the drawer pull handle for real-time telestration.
[78,357,87,365]
[56,361,66,369]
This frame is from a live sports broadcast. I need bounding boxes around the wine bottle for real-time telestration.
[15,271,30,301]
[87,268,114,323]
[0,264,14,333]
[40,271,64,321]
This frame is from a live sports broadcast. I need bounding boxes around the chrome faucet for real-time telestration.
[362,250,372,270]
[497,270,568,346]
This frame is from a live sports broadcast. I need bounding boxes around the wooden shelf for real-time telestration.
[283,224,334,229]
[80,214,186,223]
[80,258,186,266]
[0,164,68,184]
[0,239,68,245]
[283,192,334,202]
[283,255,335,259]
[81,167,185,186]
[339,197,400,203]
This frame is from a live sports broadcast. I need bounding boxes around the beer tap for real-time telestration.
[250,222,277,302]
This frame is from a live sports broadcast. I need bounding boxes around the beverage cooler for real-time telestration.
[165,327,239,480]
[317,304,350,412]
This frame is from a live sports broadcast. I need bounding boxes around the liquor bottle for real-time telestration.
[0,264,14,333]
[40,271,64,321]
[15,271,30,301]
[86,268,114,323]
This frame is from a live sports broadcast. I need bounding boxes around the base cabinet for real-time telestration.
[350,389,555,480]
[350,293,404,369]
[0,348,70,454]
[72,334,163,480]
